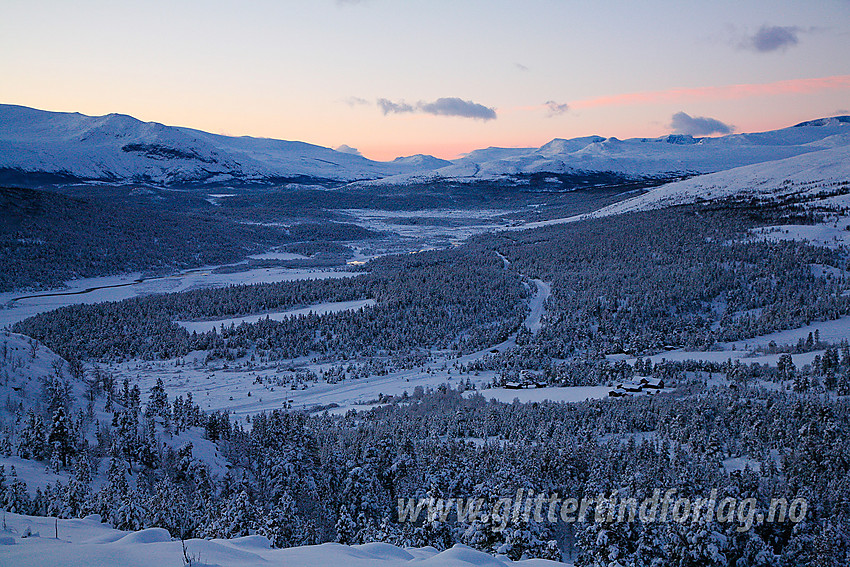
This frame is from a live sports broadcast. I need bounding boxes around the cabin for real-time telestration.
[610,376,665,398]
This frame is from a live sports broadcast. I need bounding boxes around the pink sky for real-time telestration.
[2,1,849,161]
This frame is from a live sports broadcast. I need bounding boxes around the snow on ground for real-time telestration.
[503,144,850,232]
[524,280,551,334]
[0,265,358,328]
[623,314,850,370]
[748,219,850,249]
[102,271,571,420]
[0,331,82,426]
[372,119,850,184]
[591,145,850,217]
[0,456,70,493]
[0,105,450,184]
[642,348,824,369]
[0,513,561,567]
[342,208,516,245]
[107,354,483,421]
[722,457,762,474]
[718,316,850,352]
[176,299,376,334]
[246,250,310,261]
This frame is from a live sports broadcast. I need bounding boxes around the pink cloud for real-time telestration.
[572,75,850,109]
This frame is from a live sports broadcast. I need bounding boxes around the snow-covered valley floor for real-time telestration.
[102,276,611,421]
[0,265,358,328]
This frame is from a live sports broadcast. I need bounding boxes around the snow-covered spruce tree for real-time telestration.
[17,410,47,460]
[148,478,188,537]
[94,451,130,523]
[258,492,302,548]
[334,505,357,544]
[48,406,75,469]
[210,490,258,538]
[1,465,31,514]
[145,377,169,420]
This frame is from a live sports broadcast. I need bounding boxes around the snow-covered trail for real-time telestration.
[523,279,550,334]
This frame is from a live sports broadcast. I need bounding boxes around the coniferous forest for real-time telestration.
[3,191,850,564]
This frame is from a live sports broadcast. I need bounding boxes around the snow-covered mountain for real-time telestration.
[590,143,850,217]
[370,116,850,185]
[0,105,451,186]
[2,104,849,187]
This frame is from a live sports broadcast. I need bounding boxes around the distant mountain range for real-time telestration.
[1,104,849,187]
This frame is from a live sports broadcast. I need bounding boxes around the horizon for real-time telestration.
[2,1,850,161]
[6,100,850,164]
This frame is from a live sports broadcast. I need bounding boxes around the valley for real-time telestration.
[2,107,850,565]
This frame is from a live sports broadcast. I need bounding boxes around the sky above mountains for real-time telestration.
[2,0,849,161]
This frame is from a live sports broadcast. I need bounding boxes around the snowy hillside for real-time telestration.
[0,331,81,426]
[590,144,850,217]
[0,105,447,185]
[0,513,561,567]
[371,116,850,185]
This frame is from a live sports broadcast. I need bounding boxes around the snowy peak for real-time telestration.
[0,105,447,186]
[370,116,850,185]
[537,136,606,156]
[792,115,850,128]
[3,104,850,187]
[390,153,453,169]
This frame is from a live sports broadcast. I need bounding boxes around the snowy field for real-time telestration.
[176,299,376,334]
[748,220,850,249]
[342,208,518,246]
[612,314,850,370]
[0,265,358,328]
[0,513,561,567]
[102,274,582,419]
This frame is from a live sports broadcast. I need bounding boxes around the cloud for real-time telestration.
[334,144,362,156]
[544,100,569,117]
[419,98,497,120]
[377,98,415,114]
[377,97,497,120]
[344,96,370,106]
[670,112,734,136]
[742,25,801,52]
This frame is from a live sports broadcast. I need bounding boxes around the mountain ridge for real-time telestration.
[2,103,849,188]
